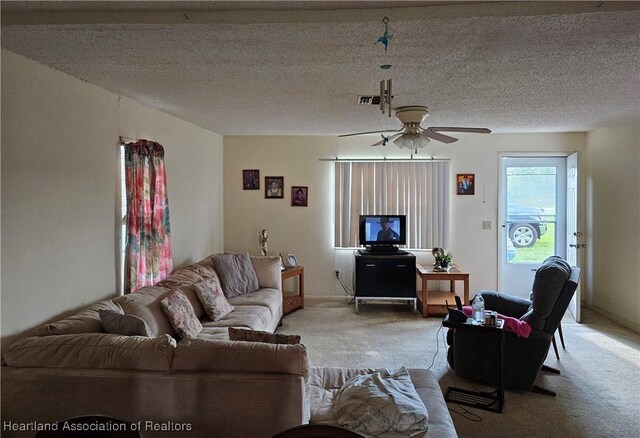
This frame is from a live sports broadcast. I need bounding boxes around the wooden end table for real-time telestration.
[281,266,304,316]
[416,264,469,317]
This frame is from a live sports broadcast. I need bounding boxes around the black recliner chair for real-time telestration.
[447,256,581,394]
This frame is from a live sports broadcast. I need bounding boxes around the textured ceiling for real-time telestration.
[2,1,639,135]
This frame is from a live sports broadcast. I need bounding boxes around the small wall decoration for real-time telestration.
[243,169,260,190]
[457,173,475,195]
[291,186,308,207]
[265,176,284,199]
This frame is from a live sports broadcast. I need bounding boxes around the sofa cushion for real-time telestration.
[212,252,260,298]
[99,309,151,337]
[195,278,235,322]
[34,299,122,336]
[114,286,176,338]
[154,272,206,317]
[188,257,222,282]
[228,288,282,321]
[163,266,205,285]
[175,282,207,319]
[201,305,273,332]
[172,338,309,379]
[3,333,176,371]
[160,290,203,339]
[197,327,231,340]
[250,256,283,290]
[229,327,300,345]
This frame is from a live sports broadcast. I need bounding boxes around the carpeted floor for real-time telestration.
[277,300,640,438]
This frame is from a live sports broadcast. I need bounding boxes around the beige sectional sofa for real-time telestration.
[1,254,457,438]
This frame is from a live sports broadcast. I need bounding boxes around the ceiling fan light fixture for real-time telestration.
[393,133,431,150]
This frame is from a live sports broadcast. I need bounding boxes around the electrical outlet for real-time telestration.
[482,221,492,230]
[335,269,340,278]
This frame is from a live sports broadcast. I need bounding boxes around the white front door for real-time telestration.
[499,156,567,298]
[566,152,582,322]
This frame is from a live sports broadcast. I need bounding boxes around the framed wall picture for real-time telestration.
[291,186,308,207]
[456,173,475,195]
[243,169,260,190]
[265,176,284,199]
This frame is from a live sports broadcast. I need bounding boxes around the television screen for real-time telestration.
[359,215,406,246]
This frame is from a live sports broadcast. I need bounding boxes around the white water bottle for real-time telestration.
[472,294,485,323]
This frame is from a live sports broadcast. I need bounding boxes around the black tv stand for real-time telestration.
[354,251,417,313]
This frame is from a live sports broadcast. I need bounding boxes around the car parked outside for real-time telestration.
[507,203,548,248]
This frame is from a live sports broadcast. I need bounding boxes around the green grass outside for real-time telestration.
[511,223,556,263]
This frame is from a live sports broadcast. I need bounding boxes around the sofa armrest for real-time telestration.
[251,256,283,291]
[172,338,308,378]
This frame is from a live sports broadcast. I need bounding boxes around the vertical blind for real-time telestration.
[334,161,451,249]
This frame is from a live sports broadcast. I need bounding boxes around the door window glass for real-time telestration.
[505,166,556,263]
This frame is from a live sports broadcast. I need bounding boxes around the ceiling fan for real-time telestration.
[339,105,491,151]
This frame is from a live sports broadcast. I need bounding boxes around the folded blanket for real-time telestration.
[333,367,428,438]
[461,306,532,338]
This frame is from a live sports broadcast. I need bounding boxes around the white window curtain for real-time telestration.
[335,161,450,249]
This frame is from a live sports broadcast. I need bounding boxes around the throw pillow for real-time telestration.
[195,278,235,322]
[334,367,429,438]
[228,327,301,345]
[211,252,260,298]
[160,290,203,339]
[99,309,151,337]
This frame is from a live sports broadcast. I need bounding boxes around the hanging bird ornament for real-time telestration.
[375,17,392,51]
[380,134,390,146]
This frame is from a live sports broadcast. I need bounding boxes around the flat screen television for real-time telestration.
[359,215,407,248]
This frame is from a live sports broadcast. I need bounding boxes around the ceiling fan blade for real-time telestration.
[430,127,492,134]
[422,128,458,144]
[338,128,402,138]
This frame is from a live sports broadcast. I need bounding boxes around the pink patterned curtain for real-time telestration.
[124,140,173,292]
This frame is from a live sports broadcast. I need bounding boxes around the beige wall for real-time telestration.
[1,50,224,340]
[224,137,338,297]
[585,121,640,330]
[224,132,585,299]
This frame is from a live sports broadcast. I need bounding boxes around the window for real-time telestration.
[334,160,451,249]
[118,144,127,294]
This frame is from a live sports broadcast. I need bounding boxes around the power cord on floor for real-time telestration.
[337,275,354,304]
[427,322,444,370]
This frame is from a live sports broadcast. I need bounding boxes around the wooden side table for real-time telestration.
[416,264,469,317]
[281,266,304,316]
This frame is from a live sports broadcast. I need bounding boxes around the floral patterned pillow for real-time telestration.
[195,279,235,322]
[160,290,203,339]
[228,327,301,345]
